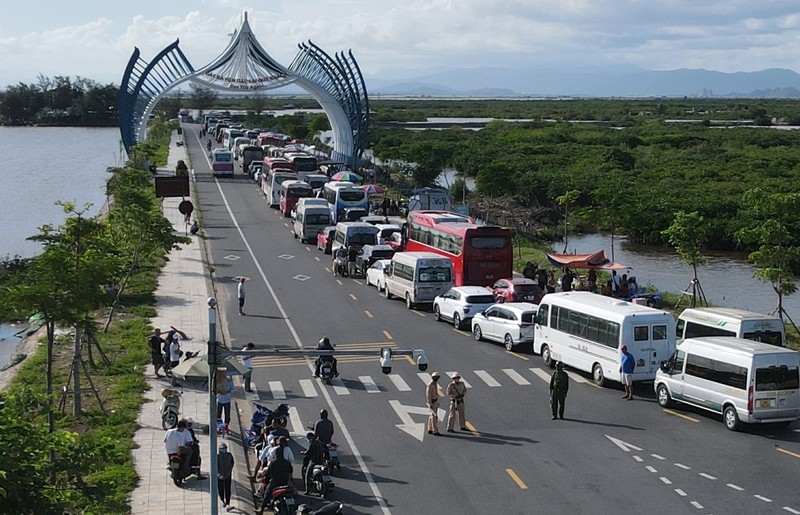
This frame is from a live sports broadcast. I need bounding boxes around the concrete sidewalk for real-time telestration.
[128,130,253,514]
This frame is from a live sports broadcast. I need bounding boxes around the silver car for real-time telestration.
[433,286,496,329]
[471,302,538,351]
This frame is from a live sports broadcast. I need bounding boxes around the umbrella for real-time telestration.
[170,355,248,381]
[362,184,386,195]
[331,171,363,183]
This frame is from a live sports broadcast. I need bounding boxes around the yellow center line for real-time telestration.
[662,409,699,423]
[403,355,415,365]
[349,293,357,301]
[506,469,528,490]
[777,447,800,460]
[365,310,374,318]
[337,342,399,348]
[464,421,480,435]
[505,351,530,361]
[383,330,393,340]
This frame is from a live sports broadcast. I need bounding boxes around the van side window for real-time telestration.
[756,365,799,391]
[744,331,784,347]
[674,350,685,372]
[634,326,649,341]
[535,304,549,326]
[685,321,736,339]
[676,319,685,339]
[653,325,667,340]
[685,354,747,390]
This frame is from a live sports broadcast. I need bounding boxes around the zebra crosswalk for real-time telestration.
[246,366,591,401]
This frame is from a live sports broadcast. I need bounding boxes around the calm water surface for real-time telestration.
[0,127,122,258]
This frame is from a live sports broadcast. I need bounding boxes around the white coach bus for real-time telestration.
[534,292,677,386]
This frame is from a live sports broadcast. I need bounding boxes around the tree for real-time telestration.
[736,189,800,327]
[189,83,218,119]
[662,211,708,307]
[556,190,580,253]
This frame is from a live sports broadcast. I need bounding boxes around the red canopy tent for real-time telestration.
[545,250,628,270]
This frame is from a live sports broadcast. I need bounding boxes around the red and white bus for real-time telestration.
[279,180,314,217]
[404,210,513,286]
[210,149,234,176]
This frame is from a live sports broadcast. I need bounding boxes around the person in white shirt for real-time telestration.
[164,419,194,478]
[237,277,246,315]
[241,342,255,392]
[169,335,182,386]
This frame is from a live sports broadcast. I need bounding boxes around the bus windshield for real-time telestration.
[340,190,366,202]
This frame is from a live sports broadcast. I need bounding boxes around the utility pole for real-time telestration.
[208,298,219,515]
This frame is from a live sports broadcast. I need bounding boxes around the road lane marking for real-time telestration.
[674,463,691,470]
[349,293,357,301]
[464,421,480,435]
[473,370,501,387]
[446,372,472,388]
[698,472,716,480]
[675,489,687,497]
[360,376,381,393]
[353,280,364,285]
[651,454,666,460]
[645,465,657,473]
[289,406,304,437]
[783,507,800,514]
[331,378,350,395]
[727,484,744,491]
[315,256,320,261]
[505,469,528,490]
[605,435,644,452]
[214,177,392,512]
[633,455,643,462]
[269,381,286,400]
[299,379,318,398]
[689,501,703,509]
[503,368,531,385]
[530,367,551,383]
[335,279,342,285]
[777,447,800,460]
[365,310,374,318]
[662,409,700,423]
[388,374,411,392]
[383,330,393,340]
[755,495,772,503]
[412,310,426,317]
[505,350,529,360]
[660,477,672,485]
[565,371,588,384]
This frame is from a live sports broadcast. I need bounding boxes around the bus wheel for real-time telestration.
[405,293,414,310]
[541,345,554,368]
[723,405,740,431]
[592,363,606,387]
[656,384,672,407]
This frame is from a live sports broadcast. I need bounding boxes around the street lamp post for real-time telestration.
[208,298,218,515]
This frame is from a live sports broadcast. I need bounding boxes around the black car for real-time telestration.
[355,244,395,276]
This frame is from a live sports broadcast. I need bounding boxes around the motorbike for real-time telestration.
[160,388,181,430]
[318,357,335,385]
[296,501,344,514]
[268,484,298,515]
[334,254,348,277]
[307,423,341,473]
[167,453,192,487]
[245,402,290,446]
[303,463,335,499]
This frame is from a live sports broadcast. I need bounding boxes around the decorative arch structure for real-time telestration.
[118,13,369,166]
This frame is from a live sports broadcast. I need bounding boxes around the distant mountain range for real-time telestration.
[364,66,800,98]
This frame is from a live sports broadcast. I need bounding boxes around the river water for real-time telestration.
[560,233,800,319]
[0,126,122,259]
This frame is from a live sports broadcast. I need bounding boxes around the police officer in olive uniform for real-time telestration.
[426,372,441,436]
[549,362,569,419]
[446,373,468,432]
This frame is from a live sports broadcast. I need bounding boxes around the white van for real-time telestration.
[294,204,331,243]
[375,223,401,244]
[677,307,785,347]
[383,252,454,309]
[332,222,379,254]
[655,336,800,431]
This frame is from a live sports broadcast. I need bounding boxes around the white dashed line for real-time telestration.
[675,489,687,497]
[359,375,381,393]
[331,378,350,396]
[269,381,286,399]
[299,379,317,398]
[674,463,691,470]
[651,454,666,460]
[755,495,773,503]
[699,473,716,480]
[660,477,672,485]
[530,368,551,382]
[502,368,531,385]
[388,374,411,392]
[474,370,501,387]
[783,507,800,514]
[646,465,658,473]
[633,455,644,462]
[690,501,703,509]
[726,483,744,492]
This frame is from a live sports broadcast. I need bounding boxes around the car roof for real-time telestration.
[499,278,537,285]
[363,244,394,251]
[488,302,538,312]
[449,286,492,295]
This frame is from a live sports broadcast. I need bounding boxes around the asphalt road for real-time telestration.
[185,125,800,515]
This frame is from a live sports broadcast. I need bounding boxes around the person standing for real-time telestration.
[237,277,247,315]
[217,376,234,433]
[241,342,255,392]
[549,362,569,419]
[217,442,235,512]
[446,373,468,432]
[426,372,442,436]
[620,345,636,400]
[148,328,166,378]
[168,334,182,387]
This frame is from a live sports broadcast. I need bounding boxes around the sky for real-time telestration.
[3,0,800,87]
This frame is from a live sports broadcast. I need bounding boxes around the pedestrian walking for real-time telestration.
[217,375,234,433]
[446,373,468,432]
[148,328,166,378]
[241,342,255,392]
[217,443,235,512]
[620,345,636,399]
[237,277,246,315]
[549,362,569,419]
[426,372,441,436]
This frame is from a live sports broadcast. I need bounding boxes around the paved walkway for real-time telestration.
[129,131,253,514]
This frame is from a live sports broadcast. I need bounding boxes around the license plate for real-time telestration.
[759,399,772,408]
[285,498,295,505]
[323,475,332,482]
[330,451,338,457]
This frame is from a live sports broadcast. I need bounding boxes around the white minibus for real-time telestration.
[210,149,234,177]
[534,291,676,386]
[294,204,332,243]
[332,222,379,254]
[655,336,800,430]
[383,252,454,309]
[677,307,785,347]
[263,169,298,208]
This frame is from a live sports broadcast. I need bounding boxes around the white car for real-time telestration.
[433,286,497,329]
[365,259,392,291]
[471,302,538,351]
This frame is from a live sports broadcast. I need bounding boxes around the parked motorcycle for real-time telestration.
[167,453,191,487]
[245,402,290,446]
[161,388,181,430]
[296,500,344,514]
[303,463,335,499]
[268,484,298,515]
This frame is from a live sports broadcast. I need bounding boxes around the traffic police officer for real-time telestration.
[426,372,441,436]
[446,373,468,432]
[549,362,569,419]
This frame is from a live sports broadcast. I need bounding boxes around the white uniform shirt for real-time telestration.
[237,281,246,299]
[169,341,181,362]
[241,346,253,368]
[164,428,192,454]
[259,444,294,464]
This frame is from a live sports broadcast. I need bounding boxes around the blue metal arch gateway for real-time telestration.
[118,13,369,166]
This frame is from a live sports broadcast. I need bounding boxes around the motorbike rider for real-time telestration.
[302,432,328,495]
[333,246,347,277]
[314,337,338,378]
[207,139,212,151]
[257,437,293,515]
[164,418,193,480]
[313,409,335,446]
[185,418,204,478]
